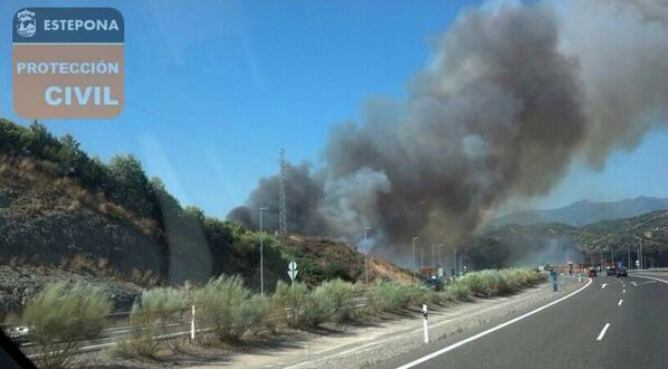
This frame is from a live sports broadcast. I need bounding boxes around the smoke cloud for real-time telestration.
[228,0,668,259]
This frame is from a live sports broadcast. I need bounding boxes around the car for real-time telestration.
[5,327,29,344]
[606,267,616,276]
[616,268,628,277]
[587,268,597,277]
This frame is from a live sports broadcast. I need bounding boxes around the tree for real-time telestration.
[106,155,154,217]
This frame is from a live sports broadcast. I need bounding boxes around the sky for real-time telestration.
[2,0,668,219]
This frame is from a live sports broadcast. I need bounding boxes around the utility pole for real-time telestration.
[453,248,457,277]
[420,248,424,270]
[412,237,419,282]
[610,247,614,268]
[259,207,268,294]
[627,244,631,270]
[278,149,287,235]
[364,226,371,284]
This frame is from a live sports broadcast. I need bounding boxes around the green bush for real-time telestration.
[22,281,111,369]
[272,281,310,328]
[196,275,266,341]
[449,268,544,300]
[365,281,419,314]
[117,287,188,357]
[303,279,356,326]
[447,281,472,301]
[318,279,356,323]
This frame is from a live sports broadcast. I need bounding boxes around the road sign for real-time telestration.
[288,261,298,283]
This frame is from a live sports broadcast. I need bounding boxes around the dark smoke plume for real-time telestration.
[228,0,668,259]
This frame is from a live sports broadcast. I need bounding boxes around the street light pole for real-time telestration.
[259,207,268,295]
[453,248,457,277]
[364,226,371,284]
[412,237,419,282]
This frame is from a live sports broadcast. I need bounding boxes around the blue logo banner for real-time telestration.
[13,7,124,43]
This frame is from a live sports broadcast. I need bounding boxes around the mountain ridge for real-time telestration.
[489,196,668,227]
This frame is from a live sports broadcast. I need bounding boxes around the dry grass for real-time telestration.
[0,154,159,236]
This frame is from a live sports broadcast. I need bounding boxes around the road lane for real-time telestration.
[372,275,668,369]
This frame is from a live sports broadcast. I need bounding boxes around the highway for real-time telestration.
[373,272,668,369]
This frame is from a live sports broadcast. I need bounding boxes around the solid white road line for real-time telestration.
[618,299,623,306]
[394,278,593,369]
[632,274,668,285]
[596,323,611,341]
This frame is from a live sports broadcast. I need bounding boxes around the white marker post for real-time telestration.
[191,304,196,341]
[422,304,429,343]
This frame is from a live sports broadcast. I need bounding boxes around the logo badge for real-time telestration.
[12,8,124,119]
[16,9,36,38]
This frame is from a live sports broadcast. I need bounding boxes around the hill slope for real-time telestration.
[473,210,668,268]
[491,197,668,227]
[0,119,411,315]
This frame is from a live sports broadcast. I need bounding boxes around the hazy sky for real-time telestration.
[1,0,667,219]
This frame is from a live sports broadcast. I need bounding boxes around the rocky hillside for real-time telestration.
[0,119,413,315]
[0,156,166,279]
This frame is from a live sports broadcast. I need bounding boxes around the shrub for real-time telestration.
[22,281,111,369]
[447,281,472,301]
[196,276,266,341]
[272,281,310,328]
[117,287,188,357]
[317,279,356,323]
[459,272,491,297]
[364,281,418,314]
[302,279,356,327]
[449,268,544,300]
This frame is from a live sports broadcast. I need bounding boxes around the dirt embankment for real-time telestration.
[0,157,167,279]
[0,265,143,318]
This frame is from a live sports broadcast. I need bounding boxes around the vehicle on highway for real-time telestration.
[587,268,597,277]
[616,267,628,277]
[605,267,616,276]
[422,277,444,292]
[5,327,29,344]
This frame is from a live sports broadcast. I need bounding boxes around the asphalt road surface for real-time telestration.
[373,272,668,369]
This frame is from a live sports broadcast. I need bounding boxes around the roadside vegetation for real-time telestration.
[16,268,544,365]
[20,281,111,369]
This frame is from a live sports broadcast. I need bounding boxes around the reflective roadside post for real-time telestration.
[422,304,429,343]
[185,280,195,341]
